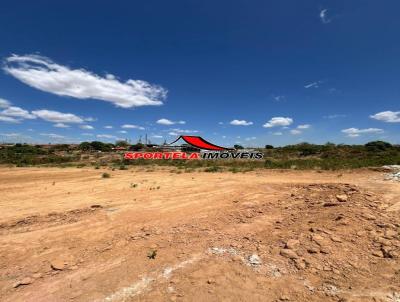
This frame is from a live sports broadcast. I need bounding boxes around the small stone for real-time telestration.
[372,250,384,258]
[50,259,66,271]
[280,249,298,259]
[311,234,325,246]
[384,229,398,239]
[330,235,342,243]
[336,194,348,202]
[356,231,366,237]
[13,277,33,288]
[248,254,262,266]
[363,213,376,221]
[90,204,102,209]
[320,247,330,254]
[376,237,391,246]
[307,247,319,254]
[294,259,306,269]
[285,239,300,249]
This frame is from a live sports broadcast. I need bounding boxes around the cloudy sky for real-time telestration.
[1,1,400,146]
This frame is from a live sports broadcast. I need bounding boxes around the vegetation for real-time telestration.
[0,143,78,166]
[1,140,400,170]
[78,141,114,152]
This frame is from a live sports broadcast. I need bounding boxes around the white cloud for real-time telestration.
[273,95,285,102]
[290,124,311,135]
[0,98,94,125]
[121,124,145,130]
[263,117,293,128]
[272,132,283,136]
[118,130,127,134]
[79,125,94,130]
[370,111,400,123]
[152,135,163,138]
[0,115,20,123]
[323,114,347,119]
[4,54,167,108]
[32,109,85,123]
[341,128,383,137]
[1,132,20,137]
[104,125,113,129]
[156,118,185,125]
[81,133,93,136]
[53,123,70,128]
[230,119,253,126]
[290,129,302,135]
[97,134,118,139]
[218,122,224,125]
[245,137,257,141]
[0,106,36,119]
[40,133,65,139]
[0,98,11,108]
[84,117,96,122]
[304,81,321,89]
[170,128,199,134]
[319,9,332,24]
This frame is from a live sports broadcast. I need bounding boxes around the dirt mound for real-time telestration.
[0,205,103,235]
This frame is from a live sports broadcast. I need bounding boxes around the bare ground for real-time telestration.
[0,167,399,302]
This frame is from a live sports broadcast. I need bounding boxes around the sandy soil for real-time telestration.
[0,167,399,302]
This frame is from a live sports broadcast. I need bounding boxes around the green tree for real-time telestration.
[79,142,92,151]
[115,140,129,147]
[365,141,392,152]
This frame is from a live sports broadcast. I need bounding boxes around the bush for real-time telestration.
[204,166,221,172]
[102,172,110,178]
[365,141,392,152]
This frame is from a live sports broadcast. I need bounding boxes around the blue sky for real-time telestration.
[1,0,400,146]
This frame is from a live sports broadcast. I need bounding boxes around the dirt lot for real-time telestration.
[0,167,399,302]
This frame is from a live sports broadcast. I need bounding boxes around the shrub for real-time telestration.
[204,166,221,172]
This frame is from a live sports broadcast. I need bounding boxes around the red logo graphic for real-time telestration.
[168,135,230,151]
